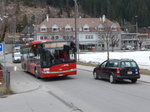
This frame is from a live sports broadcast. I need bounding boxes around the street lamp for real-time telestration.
[73,0,79,61]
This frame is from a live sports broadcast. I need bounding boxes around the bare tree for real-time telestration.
[138,36,144,50]
[109,33,120,52]
[0,0,7,42]
[101,30,120,60]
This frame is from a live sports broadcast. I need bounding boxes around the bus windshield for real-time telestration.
[41,48,75,67]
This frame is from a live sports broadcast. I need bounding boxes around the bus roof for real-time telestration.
[28,40,53,45]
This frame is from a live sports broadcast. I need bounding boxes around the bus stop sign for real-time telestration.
[0,43,3,52]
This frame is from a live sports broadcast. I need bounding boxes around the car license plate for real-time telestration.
[127,71,132,74]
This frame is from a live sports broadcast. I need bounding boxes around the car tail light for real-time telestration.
[135,68,140,74]
[116,68,120,75]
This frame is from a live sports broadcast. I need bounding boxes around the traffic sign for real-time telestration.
[0,43,3,52]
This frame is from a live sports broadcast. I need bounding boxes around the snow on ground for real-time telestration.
[79,51,150,70]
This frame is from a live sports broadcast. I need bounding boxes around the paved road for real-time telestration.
[2,54,150,112]
[12,65,150,112]
[38,70,150,112]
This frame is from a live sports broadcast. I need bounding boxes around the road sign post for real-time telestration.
[0,43,3,52]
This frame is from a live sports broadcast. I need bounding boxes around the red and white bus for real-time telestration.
[21,40,77,78]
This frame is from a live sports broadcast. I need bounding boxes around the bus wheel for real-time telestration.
[35,69,40,79]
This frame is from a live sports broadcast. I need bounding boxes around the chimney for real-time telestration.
[46,14,49,22]
[102,15,106,22]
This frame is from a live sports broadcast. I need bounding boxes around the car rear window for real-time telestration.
[120,61,138,68]
[108,61,119,67]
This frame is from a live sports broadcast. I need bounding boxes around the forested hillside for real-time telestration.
[4,0,150,27]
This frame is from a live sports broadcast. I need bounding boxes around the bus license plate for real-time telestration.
[127,71,132,75]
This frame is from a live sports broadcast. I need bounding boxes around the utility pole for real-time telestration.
[34,14,37,40]
[73,0,79,61]
[135,16,138,33]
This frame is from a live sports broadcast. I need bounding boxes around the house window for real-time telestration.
[63,36,70,40]
[98,24,104,31]
[52,28,59,32]
[83,24,89,31]
[111,24,117,31]
[40,25,47,32]
[99,27,104,31]
[40,28,47,32]
[51,36,54,40]
[111,27,117,31]
[44,36,48,40]
[65,25,72,31]
[51,36,59,40]
[40,36,48,40]
[83,28,89,31]
[65,28,71,31]
[52,25,59,32]
[40,36,44,40]
[85,35,93,39]
[55,36,59,40]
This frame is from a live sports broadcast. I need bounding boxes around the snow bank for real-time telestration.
[79,51,150,70]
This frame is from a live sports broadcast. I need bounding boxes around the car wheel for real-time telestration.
[109,74,116,84]
[93,72,98,79]
[131,79,137,83]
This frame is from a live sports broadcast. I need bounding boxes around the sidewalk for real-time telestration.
[77,65,150,83]
[0,71,71,112]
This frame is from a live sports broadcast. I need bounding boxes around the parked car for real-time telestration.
[12,52,21,63]
[121,45,135,50]
[93,59,140,83]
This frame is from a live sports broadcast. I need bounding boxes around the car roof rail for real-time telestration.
[120,58,134,61]
[108,59,120,61]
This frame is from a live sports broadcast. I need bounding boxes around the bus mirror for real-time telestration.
[63,45,70,51]
[73,48,77,53]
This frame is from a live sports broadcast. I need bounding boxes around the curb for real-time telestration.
[12,85,42,94]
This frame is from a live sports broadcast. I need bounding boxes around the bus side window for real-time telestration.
[32,46,37,56]
[64,51,69,59]
[59,51,69,59]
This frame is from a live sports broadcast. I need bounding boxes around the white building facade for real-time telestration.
[36,18,122,51]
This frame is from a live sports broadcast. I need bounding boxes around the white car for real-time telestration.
[12,52,21,63]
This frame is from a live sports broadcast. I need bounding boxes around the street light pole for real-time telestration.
[73,0,79,61]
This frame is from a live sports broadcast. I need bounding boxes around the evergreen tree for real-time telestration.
[16,1,20,14]
[7,0,150,28]
[22,14,28,28]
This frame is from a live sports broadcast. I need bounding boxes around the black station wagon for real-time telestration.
[93,59,140,83]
